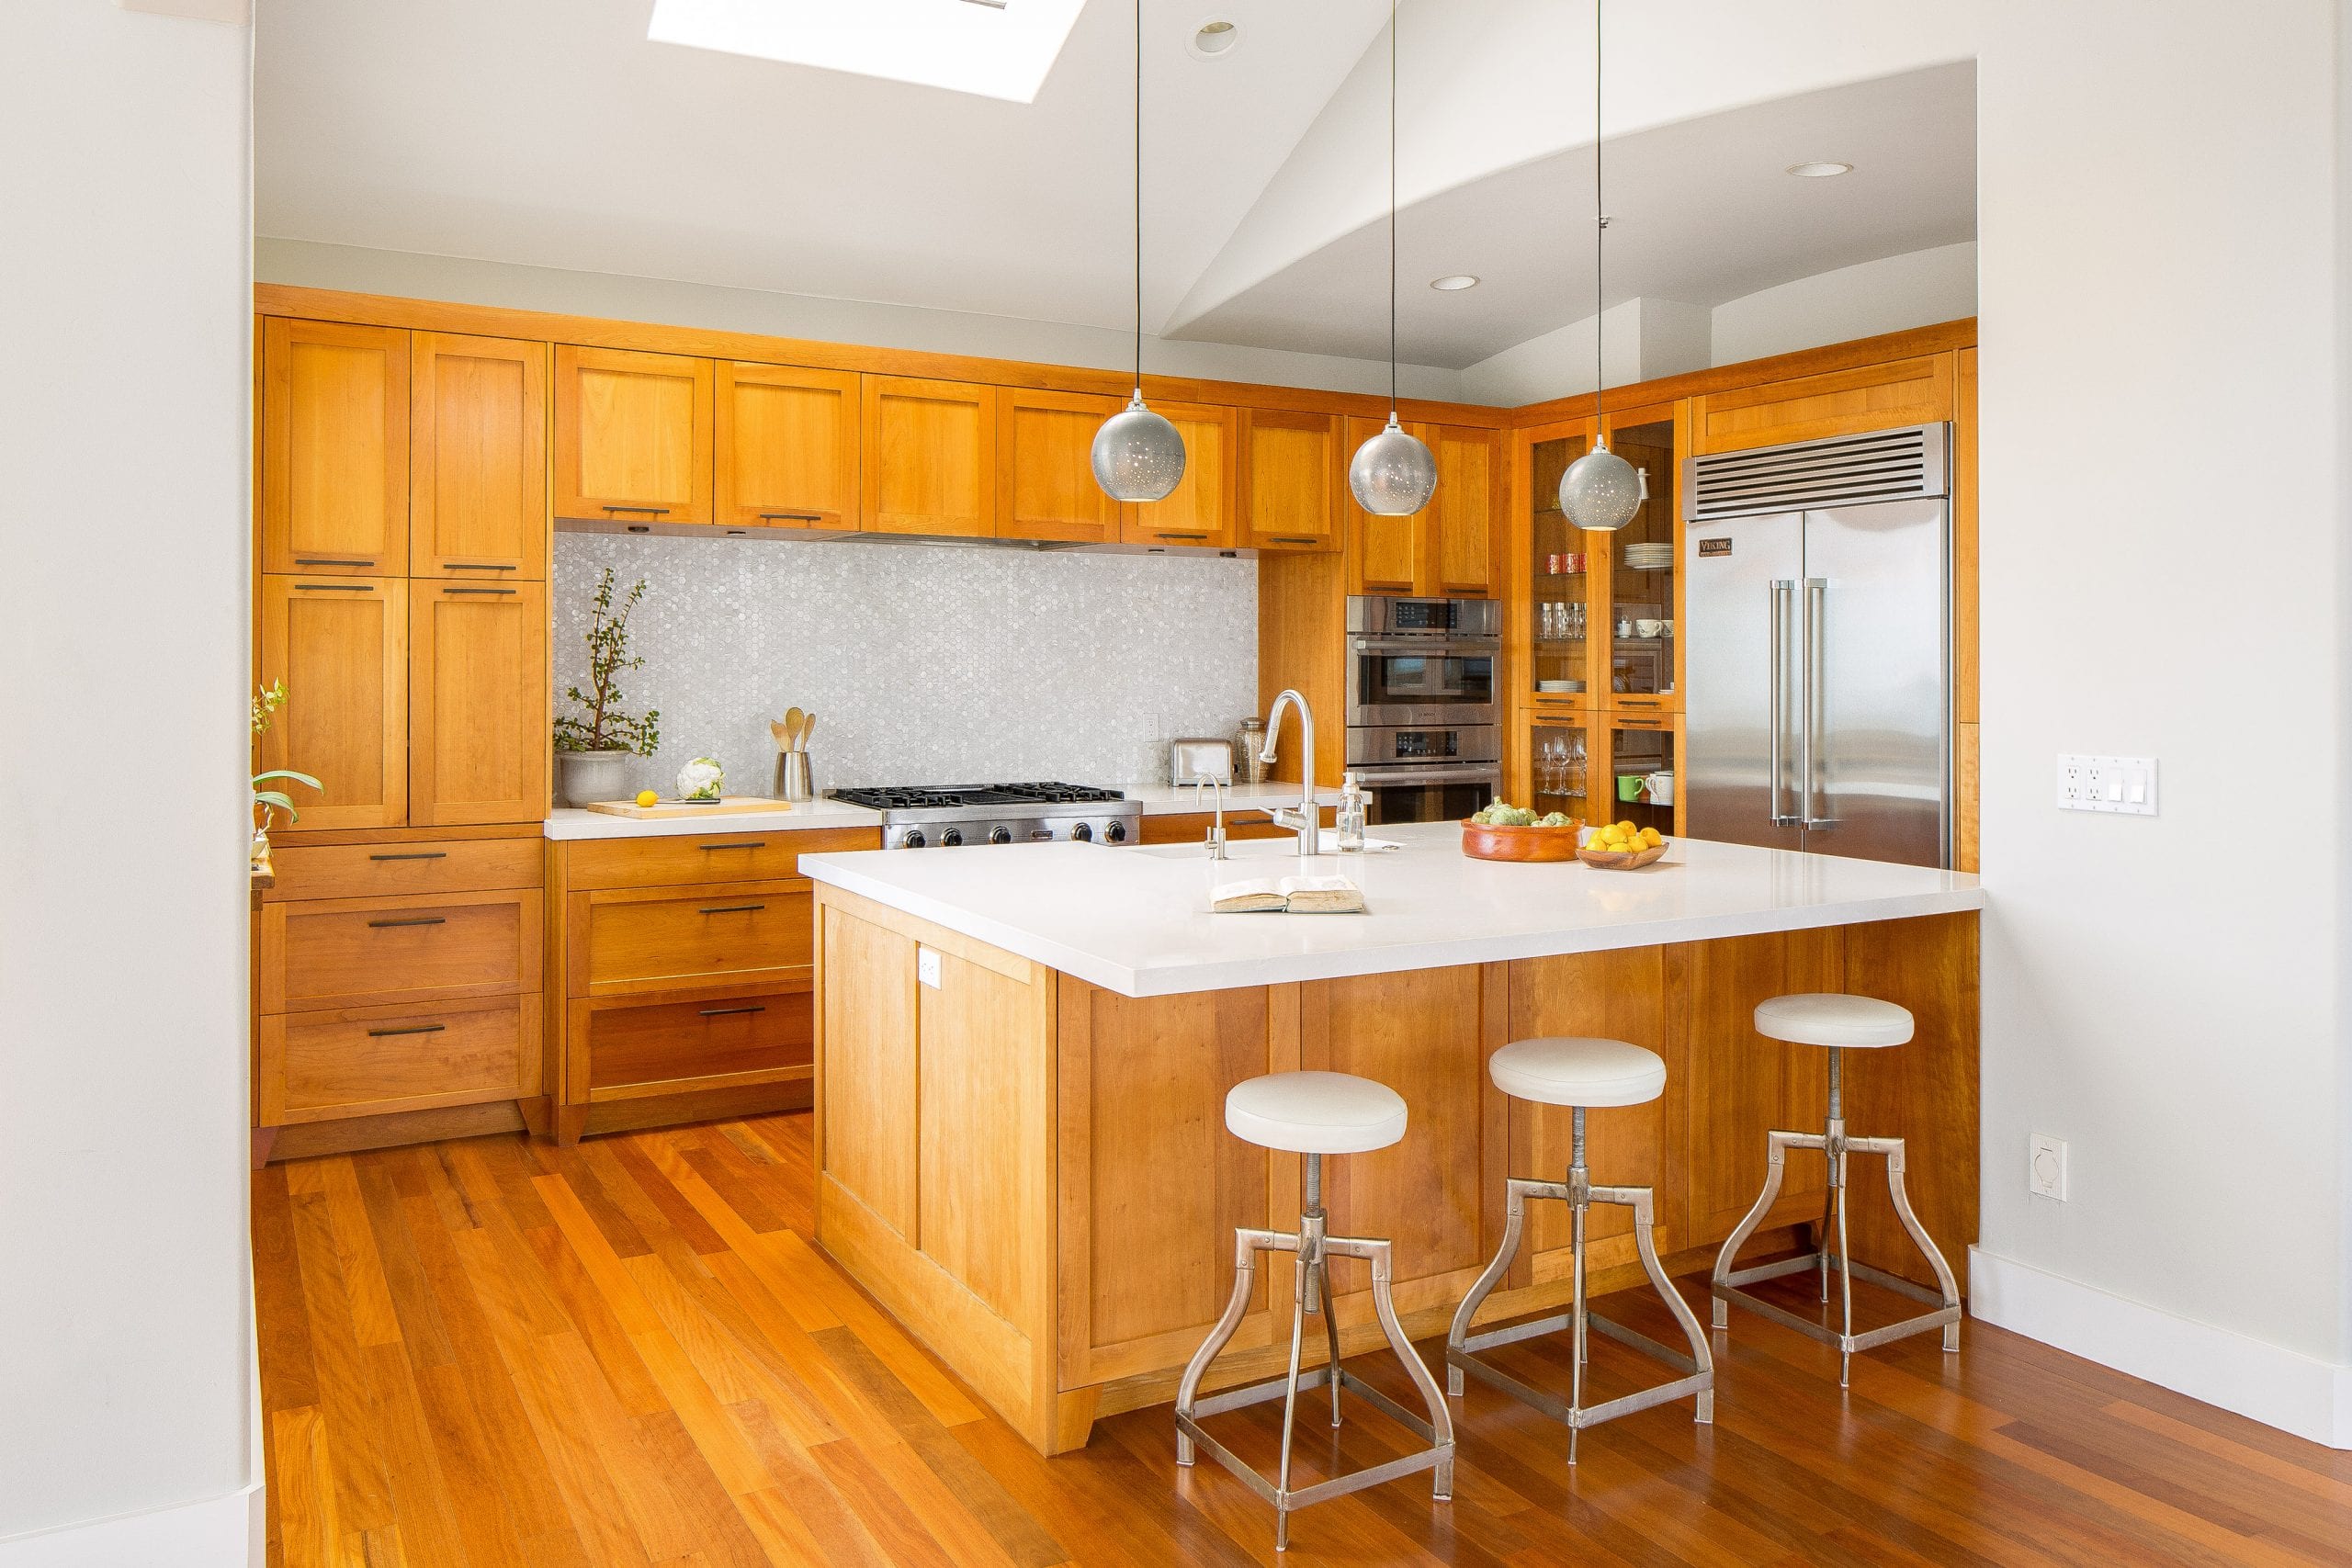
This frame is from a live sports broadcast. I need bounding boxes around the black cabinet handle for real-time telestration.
[368,916,447,928]
[443,563,516,571]
[697,903,766,915]
[699,841,766,851]
[444,587,518,596]
[1157,531,1209,541]
[1269,536,1319,546]
[368,852,447,862]
[294,582,374,592]
[367,1022,447,1037]
[294,558,374,568]
[758,512,823,524]
[603,504,671,515]
[697,1005,768,1018]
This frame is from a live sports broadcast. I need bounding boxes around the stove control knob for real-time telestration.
[900,829,926,850]
[989,826,1012,845]
[1071,822,1093,842]
[1103,820,1127,843]
[941,828,963,847]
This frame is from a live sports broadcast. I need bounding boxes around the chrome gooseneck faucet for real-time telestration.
[1259,689,1321,856]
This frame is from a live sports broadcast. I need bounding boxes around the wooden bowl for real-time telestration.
[1461,819,1585,863]
[1577,840,1670,870]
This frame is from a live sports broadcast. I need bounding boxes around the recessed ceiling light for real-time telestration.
[1429,274,1480,291]
[1786,161,1855,178]
[1188,18,1239,59]
[646,0,1084,104]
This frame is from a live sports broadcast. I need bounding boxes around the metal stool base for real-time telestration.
[1444,1151,1714,1466]
[1174,1156,1453,1553]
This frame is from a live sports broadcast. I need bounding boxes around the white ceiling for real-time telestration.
[254,1,1979,368]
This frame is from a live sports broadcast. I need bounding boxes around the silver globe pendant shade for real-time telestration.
[1092,390,1186,502]
[1350,414,1438,515]
[1560,439,1641,531]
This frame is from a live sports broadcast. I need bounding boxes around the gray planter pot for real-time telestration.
[555,749,632,807]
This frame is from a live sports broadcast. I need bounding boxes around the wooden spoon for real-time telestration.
[797,713,815,750]
[775,706,803,751]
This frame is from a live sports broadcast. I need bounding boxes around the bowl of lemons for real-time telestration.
[1577,820,1668,869]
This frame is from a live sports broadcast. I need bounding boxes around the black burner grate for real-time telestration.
[827,782,1126,811]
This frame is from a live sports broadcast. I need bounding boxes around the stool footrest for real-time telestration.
[1449,1305,1712,1430]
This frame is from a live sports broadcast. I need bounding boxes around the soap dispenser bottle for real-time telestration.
[1336,772,1367,852]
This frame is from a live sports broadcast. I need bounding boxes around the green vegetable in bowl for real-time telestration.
[1471,803,1542,827]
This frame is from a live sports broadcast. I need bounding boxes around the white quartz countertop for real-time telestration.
[544,799,884,840]
[800,820,1984,998]
[1119,781,1345,817]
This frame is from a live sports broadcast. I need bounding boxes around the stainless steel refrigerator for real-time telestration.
[1680,423,1952,868]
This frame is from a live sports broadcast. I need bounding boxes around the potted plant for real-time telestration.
[250,681,320,881]
[553,568,660,806]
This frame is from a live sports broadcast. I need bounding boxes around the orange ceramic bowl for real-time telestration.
[1577,840,1669,869]
[1461,819,1585,863]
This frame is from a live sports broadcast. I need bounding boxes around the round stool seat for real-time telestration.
[1225,1071,1408,1155]
[1754,993,1914,1049]
[1488,1037,1665,1109]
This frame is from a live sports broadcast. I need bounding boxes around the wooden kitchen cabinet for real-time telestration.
[862,374,995,536]
[1345,418,1503,598]
[1690,354,1952,455]
[554,344,713,525]
[409,580,548,826]
[256,573,409,831]
[258,994,541,1127]
[410,332,548,577]
[1344,413,1425,593]
[716,360,861,531]
[997,388,1126,543]
[1239,407,1341,552]
[260,318,410,576]
[1123,400,1238,547]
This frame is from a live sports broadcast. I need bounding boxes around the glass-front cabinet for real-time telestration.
[1603,711,1685,837]
[1601,404,1682,712]
[1529,716,1594,826]
[1527,422,1597,708]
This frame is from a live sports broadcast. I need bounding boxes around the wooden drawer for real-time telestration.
[564,826,878,890]
[1136,812,1295,848]
[259,995,538,1124]
[577,882,812,997]
[264,837,541,902]
[584,989,812,1096]
[263,889,542,1012]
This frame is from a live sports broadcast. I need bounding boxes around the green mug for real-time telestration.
[1617,773,1644,803]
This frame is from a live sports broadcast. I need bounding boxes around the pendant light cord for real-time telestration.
[1132,0,1143,397]
[1591,0,1605,440]
[1388,0,1398,416]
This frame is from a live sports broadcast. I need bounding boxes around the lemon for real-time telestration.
[635,789,659,807]
[1617,820,1637,834]
[1639,828,1663,846]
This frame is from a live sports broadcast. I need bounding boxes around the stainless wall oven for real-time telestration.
[1343,597,1502,822]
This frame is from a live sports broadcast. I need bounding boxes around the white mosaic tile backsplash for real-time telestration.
[553,534,1258,798]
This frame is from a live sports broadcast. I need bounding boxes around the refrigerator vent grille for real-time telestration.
[1682,423,1950,522]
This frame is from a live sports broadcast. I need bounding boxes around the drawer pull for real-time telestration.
[294,557,374,568]
[699,840,767,851]
[368,852,448,862]
[1156,531,1209,541]
[698,903,766,915]
[294,582,374,592]
[444,563,516,571]
[603,504,671,515]
[368,916,448,928]
[444,586,518,596]
[367,1022,447,1038]
[1268,536,1320,546]
[697,1005,768,1018]
[758,512,823,524]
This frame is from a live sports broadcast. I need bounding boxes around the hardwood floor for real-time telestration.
[255,1111,2352,1566]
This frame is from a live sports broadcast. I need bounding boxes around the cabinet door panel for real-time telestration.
[257,574,408,831]
[1344,413,1422,593]
[555,345,712,524]
[1123,400,1237,547]
[862,375,993,536]
[261,995,537,1124]
[997,389,1125,542]
[412,332,547,577]
[717,361,860,530]
[586,990,812,1091]
[1428,424,1501,596]
[1241,408,1340,551]
[1685,928,1838,1247]
[411,581,548,826]
[261,319,409,575]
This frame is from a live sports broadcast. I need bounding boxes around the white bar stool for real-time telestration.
[1710,993,1962,1385]
[1175,1070,1453,1553]
[1444,1038,1714,1464]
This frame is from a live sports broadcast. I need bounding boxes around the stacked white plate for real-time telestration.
[1623,543,1675,570]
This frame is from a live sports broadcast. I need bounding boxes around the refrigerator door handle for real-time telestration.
[1801,577,1839,829]
[1769,580,1799,826]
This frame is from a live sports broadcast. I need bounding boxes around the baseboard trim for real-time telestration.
[0,1482,258,1567]
[1970,1246,2351,1449]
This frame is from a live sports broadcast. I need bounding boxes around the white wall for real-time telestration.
[0,0,258,1557]
[1710,241,1977,367]
[1973,0,2350,1438]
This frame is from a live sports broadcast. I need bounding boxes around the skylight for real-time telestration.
[647,0,1086,104]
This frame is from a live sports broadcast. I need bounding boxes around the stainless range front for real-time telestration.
[827,783,1140,850]
[1342,596,1502,822]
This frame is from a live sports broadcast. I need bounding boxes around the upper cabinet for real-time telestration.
[1124,400,1238,548]
[1691,355,1952,455]
[862,375,995,536]
[260,319,410,577]
[554,346,713,525]
[410,580,548,826]
[1344,413,1423,594]
[1344,419,1504,599]
[716,361,861,531]
[998,389,1126,544]
[410,333,547,578]
[1239,408,1340,553]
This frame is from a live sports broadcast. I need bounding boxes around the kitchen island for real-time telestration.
[799,823,1983,1454]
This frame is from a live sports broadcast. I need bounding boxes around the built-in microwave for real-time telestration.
[1343,596,1501,728]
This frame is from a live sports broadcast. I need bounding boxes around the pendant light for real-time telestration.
[1557,0,1641,532]
[1092,0,1186,502]
[1347,0,1438,516]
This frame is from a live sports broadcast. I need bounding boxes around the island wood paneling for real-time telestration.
[1683,927,1838,1247]
[817,902,921,1241]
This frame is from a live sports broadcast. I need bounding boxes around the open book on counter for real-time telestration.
[1209,874,1367,915]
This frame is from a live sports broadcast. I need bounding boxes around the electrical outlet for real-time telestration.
[917,947,942,989]
[2056,754,2157,815]
[2030,1134,2067,1201]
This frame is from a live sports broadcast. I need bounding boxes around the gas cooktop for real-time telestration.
[826,782,1139,849]
[828,782,1126,812]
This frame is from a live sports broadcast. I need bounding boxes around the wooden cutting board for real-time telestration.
[580,795,799,820]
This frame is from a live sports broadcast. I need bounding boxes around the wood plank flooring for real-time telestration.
[255,1112,2352,1566]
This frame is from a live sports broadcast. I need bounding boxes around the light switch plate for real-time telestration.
[917,947,942,989]
[2030,1134,2067,1201]
[2057,754,2157,815]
